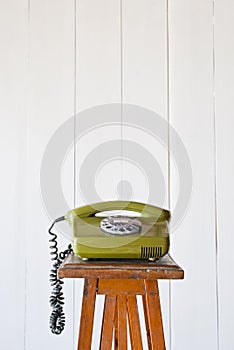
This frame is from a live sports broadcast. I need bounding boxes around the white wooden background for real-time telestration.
[1,0,233,349]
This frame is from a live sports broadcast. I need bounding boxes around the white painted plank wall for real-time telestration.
[0,1,234,350]
[25,1,75,349]
[0,1,28,349]
[215,1,234,349]
[169,1,218,349]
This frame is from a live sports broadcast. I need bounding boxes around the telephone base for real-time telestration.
[72,236,169,260]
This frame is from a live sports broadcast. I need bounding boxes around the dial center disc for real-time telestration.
[100,216,142,235]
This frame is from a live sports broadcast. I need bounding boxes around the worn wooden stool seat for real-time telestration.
[59,253,184,350]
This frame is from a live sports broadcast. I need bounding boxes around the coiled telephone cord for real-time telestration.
[48,216,72,335]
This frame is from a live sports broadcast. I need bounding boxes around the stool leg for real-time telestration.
[77,278,97,350]
[144,280,166,350]
[142,294,152,350]
[114,302,118,350]
[127,295,143,350]
[99,295,117,350]
[116,295,127,350]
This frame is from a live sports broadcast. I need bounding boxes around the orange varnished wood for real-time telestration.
[58,253,184,280]
[77,279,97,350]
[117,295,127,350]
[114,303,119,350]
[58,253,184,350]
[142,295,152,350]
[99,295,117,350]
[98,278,145,295]
[144,280,165,350]
[127,295,143,350]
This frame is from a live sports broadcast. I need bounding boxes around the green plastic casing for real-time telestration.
[66,201,170,260]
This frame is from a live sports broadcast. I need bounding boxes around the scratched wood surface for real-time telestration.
[58,253,184,280]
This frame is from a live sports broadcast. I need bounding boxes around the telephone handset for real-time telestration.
[49,200,170,334]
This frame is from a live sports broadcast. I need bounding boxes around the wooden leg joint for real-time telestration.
[77,278,166,350]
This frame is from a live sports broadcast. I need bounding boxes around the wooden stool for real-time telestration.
[59,253,184,350]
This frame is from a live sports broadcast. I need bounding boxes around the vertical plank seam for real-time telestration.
[73,0,77,349]
[73,0,77,213]
[212,1,220,349]
[120,0,123,197]
[24,1,31,349]
[166,1,172,349]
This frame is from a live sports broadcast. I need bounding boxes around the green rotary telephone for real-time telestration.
[49,200,170,334]
[66,200,170,260]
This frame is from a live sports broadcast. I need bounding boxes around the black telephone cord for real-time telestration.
[48,216,72,335]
